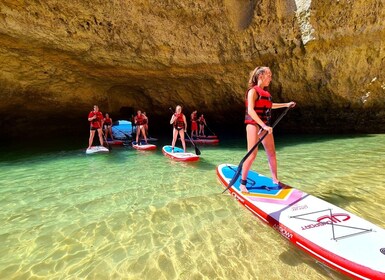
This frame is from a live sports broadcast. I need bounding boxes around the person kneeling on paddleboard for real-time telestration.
[170,105,187,152]
[241,66,295,193]
[88,105,104,149]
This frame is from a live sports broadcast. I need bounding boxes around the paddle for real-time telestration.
[204,124,216,136]
[185,131,201,155]
[113,127,132,144]
[222,106,292,194]
[102,131,112,150]
[168,107,201,155]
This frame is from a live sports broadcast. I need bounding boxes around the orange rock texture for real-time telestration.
[0,0,384,139]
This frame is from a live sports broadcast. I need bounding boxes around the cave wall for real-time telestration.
[0,0,384,140]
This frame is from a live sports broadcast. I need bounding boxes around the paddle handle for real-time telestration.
[222,106,292,194]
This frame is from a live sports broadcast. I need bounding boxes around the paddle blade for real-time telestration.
[222,166,242,194]
[195,146,201,155]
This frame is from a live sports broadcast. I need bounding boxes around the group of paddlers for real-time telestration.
[87,105,209,153]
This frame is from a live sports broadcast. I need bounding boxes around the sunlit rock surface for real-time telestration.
[0,0,384,140]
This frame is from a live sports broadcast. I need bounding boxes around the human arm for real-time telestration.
[170,114,177,125]
[272,101,296,109]
[88,112,97,121]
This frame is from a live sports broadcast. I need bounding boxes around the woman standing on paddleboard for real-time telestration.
[134,110,148,144]
[240,67,295,193]
[170,105,187,152]
[87,105,104,149]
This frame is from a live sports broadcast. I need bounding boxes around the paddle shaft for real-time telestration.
[102,131,111,150]
[222,106,291,194]
[204,124,216,136]
[185,131,201,155]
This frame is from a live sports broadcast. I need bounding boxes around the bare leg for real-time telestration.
[141,127,147,143]
[262,133,279,184]
[240,125,260,193]
[136,125,140,143]
[97,128,104,146]
[88,130,95,149]
[171,128,178,151]
[180,130,186,152]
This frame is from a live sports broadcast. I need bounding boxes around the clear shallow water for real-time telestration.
[0,134,384,280]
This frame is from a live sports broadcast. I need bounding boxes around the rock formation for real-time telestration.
[0,0,384,140]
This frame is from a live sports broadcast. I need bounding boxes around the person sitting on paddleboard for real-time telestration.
[88,105,104,149]
[170,105,187,152]
[240,66,296,193]
[198,114,207,137]
[134,110,148,145]
[103,113,114,141]
[190,110,198,138]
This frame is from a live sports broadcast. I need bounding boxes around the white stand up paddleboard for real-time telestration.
[217,164,385,279]
[86,146,109,154]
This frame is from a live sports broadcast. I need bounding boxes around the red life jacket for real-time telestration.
[104,117,112,125]
[136,114,146,125]
[174,113,185,129]
[89,111,103,128]
[244,86,272,125]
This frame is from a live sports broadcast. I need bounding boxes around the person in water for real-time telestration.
[170,105,187,152]
[198,113,207,137]
[88,105,104,149]
[240,66,296,193]
[103,113,114,140]
[134,110,148,144]
[190,110,198,138]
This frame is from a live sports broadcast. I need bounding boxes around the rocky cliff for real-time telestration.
[1,0,384,140]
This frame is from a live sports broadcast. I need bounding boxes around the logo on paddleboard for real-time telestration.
[301,213,350,231]
[317,213,350,223]
[381,248,385,255]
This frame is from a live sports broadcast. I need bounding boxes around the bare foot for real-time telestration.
[240,185,249,193]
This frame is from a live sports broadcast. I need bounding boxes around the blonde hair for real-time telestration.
[248,66,270,88]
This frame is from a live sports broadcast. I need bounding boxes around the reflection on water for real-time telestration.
[0,134,384,279]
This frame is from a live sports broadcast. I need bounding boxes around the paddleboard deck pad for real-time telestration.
[86,146,109,154]
[132,141,156,151]
[162,145,199,162]
[216,163,385,279]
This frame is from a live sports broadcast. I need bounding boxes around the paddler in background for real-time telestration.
[103,113,114,140]
[134,110,148,144]
[241,66,296,193]
[170,105,187,152]
[198,113,207,137]
[87,105,104,149]
[190,110,198,138]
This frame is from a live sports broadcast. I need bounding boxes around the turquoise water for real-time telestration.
[0,134,384,279]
